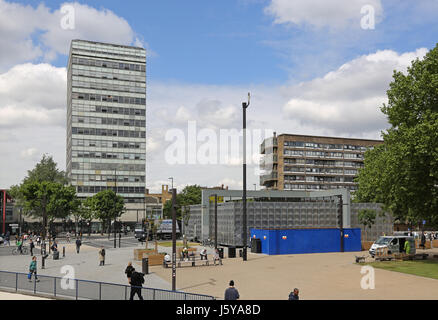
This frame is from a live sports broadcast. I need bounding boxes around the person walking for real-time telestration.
[66,232,71,243]
[224,280,239,300]
[125,262,135,282]
[404,239,411,255]
[288,288,299,300]
[17,237,23,254]
[129,270,144,300]
[29,239,35,256]
[4,232,10,246]
[420,232,426,250]
[28,256,40,282]
[75,238,82,254]
[98,247,106,266]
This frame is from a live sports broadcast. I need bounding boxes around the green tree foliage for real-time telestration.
[163,185,202,218]
[358,209,376,240]
[90,189,125,232]
[10,155,76,239]
[356,44,438,226]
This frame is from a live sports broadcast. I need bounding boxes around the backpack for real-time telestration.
[132,272,145,286]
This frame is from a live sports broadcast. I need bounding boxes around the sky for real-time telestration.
[1,0,438,192]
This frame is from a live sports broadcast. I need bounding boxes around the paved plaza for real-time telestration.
[2,236,438,300]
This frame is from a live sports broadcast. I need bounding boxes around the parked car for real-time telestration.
[369,235,416,258]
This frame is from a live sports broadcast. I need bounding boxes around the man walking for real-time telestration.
[99,247,106,266]
[28,256,40,282]
[288,288,299,300]
[420,232,426,250]
[125,262,135,282]
[75,238,82,253]
[129,270,144,300]
[29,239,35,256]
[224,280,239,300]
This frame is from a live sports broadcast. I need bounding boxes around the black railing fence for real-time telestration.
[0,270,215,300]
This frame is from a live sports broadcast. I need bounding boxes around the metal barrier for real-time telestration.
[0,270,214,300]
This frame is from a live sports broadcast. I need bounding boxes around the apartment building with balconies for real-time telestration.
[260,133,383,191]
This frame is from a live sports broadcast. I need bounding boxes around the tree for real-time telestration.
[358,209,376,241]
[163,185,202,218]
[20,182,78,238]
[356,44,438,227]
[9,155,72,239]
[90,190,125,235]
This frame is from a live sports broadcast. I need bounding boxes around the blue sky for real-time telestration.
[1,0,438,191]
[15,0,438,85]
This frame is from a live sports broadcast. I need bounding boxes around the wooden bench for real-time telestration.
[163,258,219,268]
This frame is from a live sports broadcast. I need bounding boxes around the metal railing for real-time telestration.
[0,270,215,300]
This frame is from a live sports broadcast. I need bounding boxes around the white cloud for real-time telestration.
[265,0,383,29]
[20,147,39,160]
[282,48,428,135]
[0,0,143,71]
[0,63,66,128]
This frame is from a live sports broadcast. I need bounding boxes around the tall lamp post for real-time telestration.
[168,177,174,190]
[242,92,250,261]
[114,168,117,248]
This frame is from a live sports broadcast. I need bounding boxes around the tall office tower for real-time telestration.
[66,40,146,207]
[260,133,383,192]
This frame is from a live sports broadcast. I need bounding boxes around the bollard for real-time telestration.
[142,257,149,275]
[42,255,45,269]
[63,246,65,258]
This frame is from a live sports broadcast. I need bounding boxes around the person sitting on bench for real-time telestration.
[163,253,171,267]
[200,248,208,260]
[213,249,222,265]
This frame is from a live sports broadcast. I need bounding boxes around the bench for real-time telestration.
[163,258,220,268]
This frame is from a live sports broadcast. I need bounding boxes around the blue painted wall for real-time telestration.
[250,228,361,255]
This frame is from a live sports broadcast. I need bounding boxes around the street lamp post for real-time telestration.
[171,187,177,291]
[168,177,174,190]
[114,168,117,248]
[242,92,250,261]
[213,194,218,249]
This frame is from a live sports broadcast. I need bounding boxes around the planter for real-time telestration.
[144,253,166,266]
[133,248,157,261]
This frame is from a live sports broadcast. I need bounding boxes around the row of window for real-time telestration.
[71,139,145,149]
[284,141,370,151]
[72,151,145,160]
[284,150,364,159]
[72,80,146,94]
[72,116,145,127]
[284,158,364,168]
[72,67,145,83]
[76,186,145,194]
[284,167,348,174]
[285,176,356,183]
[71,104,145,116]
[71,162,145,171]
[72,46,145,60]
[71,93,146,105]
[72,127,146,138]
[71,174,145,182]
[71,56,145,72]
[284,184,358,191]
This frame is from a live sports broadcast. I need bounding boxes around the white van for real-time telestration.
[369,236,416,258]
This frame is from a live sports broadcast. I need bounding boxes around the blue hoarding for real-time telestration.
[250,228,361,255]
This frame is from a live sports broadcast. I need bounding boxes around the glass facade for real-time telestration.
[67,40,146,201]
